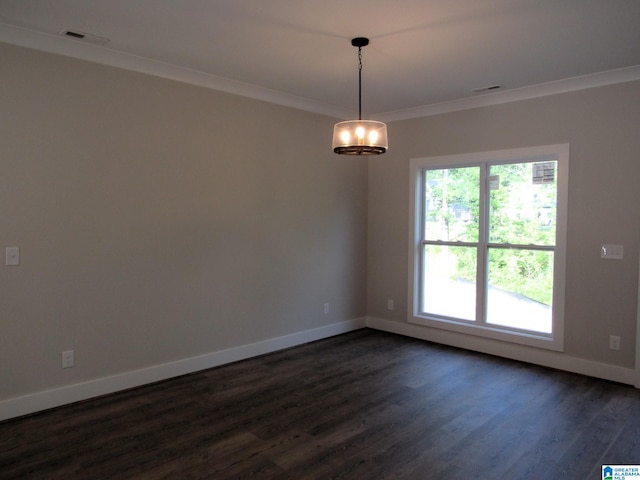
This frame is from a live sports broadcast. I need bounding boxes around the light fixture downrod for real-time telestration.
[353,37,368,121]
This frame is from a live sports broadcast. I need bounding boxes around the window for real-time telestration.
[409,145,568,351]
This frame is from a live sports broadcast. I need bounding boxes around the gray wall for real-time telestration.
[0,43,368,401]
[368,80,640,368]
[2,40,639,409]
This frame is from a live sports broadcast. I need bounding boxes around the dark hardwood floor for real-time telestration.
[2,329,639,479]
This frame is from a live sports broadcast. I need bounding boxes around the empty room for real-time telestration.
[1,1,640,478]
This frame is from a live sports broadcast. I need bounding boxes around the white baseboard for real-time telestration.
[367,317,637,387]
[0,318,367,422]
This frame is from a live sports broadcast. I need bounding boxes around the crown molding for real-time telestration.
[0,22,349,119]
[2,22,638,123]
[375,65,640,123]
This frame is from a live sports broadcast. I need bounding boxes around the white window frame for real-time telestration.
[408,144,569,351]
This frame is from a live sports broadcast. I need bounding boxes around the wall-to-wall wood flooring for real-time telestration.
[2,329,639,479]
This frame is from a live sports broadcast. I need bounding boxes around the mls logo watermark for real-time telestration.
[603,465,640,480]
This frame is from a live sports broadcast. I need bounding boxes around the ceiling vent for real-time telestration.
[61,30,110,45]
[473,85,502,93]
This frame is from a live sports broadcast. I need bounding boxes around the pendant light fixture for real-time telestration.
[332,37,388,155]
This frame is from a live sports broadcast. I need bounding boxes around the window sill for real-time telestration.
[408,313,564,352]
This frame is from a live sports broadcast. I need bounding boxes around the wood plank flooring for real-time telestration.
[2,329,639,479]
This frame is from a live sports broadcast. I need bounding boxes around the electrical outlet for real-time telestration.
[387,299,394,310]
[323,303,329,314]
[62,350,75,368]
[609,335,621,351]
[5,247,20,266]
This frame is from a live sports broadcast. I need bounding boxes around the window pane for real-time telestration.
[424,167,480,242]
[486,248,553,333]
[422,245,476,321]
[489,162,557,246]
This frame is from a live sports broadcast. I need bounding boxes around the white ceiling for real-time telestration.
[1,0,640,121]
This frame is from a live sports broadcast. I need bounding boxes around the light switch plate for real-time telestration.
[601,244,623,260]
[5,247,20,266]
